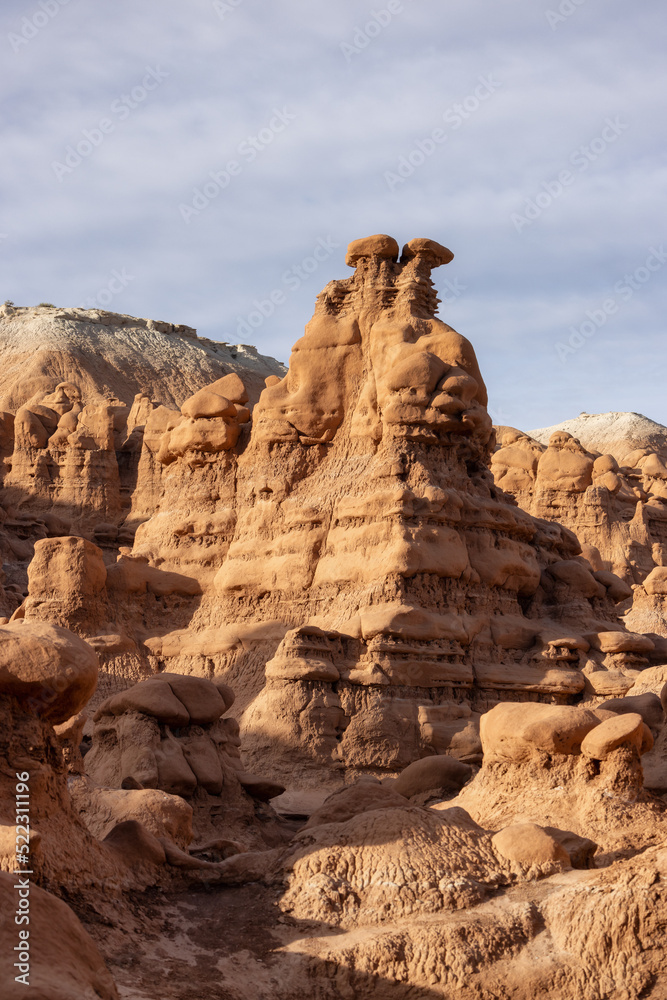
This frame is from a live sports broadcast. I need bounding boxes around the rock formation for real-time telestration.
[0,303,285,412]
[92,234,652,792]
[0,309,284,618]
[528,410,667,463]
[0,239,666,999]
[491,423,667,644]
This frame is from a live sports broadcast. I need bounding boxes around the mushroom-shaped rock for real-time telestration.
[480,703,600,763]
[394,755,472,798]
[95,678,190,726]
[207,372,249,405]
[345,234,399,267]
[180,389,236,420]
[160,673,227,724]
[401,237,454,267]
[305,778,409,828]
[492,823,569,867]
[580,713,646,760]
[0,620,98,724]
[590,631,654,655]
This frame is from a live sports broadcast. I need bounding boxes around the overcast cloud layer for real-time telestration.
[1,0,665,429]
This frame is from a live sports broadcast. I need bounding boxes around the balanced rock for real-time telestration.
[345,233,399,266]
[581,713,646,759]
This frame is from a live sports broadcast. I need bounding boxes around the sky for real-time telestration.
[1,0,665,430]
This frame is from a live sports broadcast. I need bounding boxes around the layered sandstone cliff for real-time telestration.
[1,239,666,1000]
[491,423,667,641]
[5,235,655,792]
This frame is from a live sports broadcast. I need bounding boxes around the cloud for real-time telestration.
[0,0,664,429]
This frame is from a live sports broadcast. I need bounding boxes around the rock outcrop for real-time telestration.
[0,304,285,412]
[529,411,667,463]
[0,311,284,615]
[1,240,666,1000]
[98,235,651,790]
[491,423,667,646]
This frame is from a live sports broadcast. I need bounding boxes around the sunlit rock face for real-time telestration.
[92,235,637,786]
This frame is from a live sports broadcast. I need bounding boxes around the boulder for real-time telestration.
[590,631,654,655]
[598,693,664,732]
[180,388,236,420]
[160,672,227,724]
[543,827,597,869]
[102,819,167,867]
[580,713,646,759]
[95,678,189,726]
[0,620,98,723]
[345,234,399,266]
[393,755,472,798]
[401,237,454,266]
[306,778,410,828]
[491,823,570,867]
[236,772,286,802]
[480,703,600,763]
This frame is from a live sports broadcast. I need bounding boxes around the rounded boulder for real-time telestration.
[492,823,570,867]
[0,620,99,724]
[480,702,600,763]
[394,755,472,798]
[580,712,645,760]
[180,389,236,420]
[345,234,399,267]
